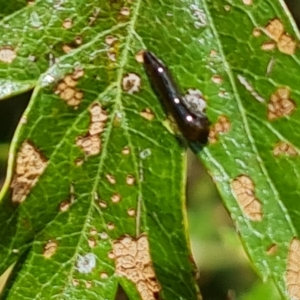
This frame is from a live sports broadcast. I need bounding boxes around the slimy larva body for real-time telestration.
[143,51,210,146]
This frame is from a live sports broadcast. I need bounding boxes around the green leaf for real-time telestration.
[239,280,281,300]
[0,0,128,100]
[2,0,300,299]
[198,1,300,299]
[0,0,28,19]
[0,0,201,299]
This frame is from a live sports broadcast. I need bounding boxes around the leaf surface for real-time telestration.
[0,0,201,299]
[198,1,300,299]
[2,0,300,299]
[0,0,27,19]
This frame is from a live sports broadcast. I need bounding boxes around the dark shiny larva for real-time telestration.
[143,51,210,145]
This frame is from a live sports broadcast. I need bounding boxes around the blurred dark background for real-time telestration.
[0,1,299,299]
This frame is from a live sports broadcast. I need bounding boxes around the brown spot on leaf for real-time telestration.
[231,175,263,221]
[75,36,83,45]
[11,141,47,203]
[76,102,108,156]
[76,135,101,156]
[278,34,297,55]
[120,7,130,16]
[75,158,84,166]
[59,200,71,212]
[88,238,97,248]
[122,146,130,155]
[100,272,108,279]
[0,47,17,63]
[113,235,160,300]
[252,28,261,37]
[268,87,295,120]
[107,222,115,230]
[89,103,107,120]
[61,87,76,100]
[43,240,57,258]
[64,75,77,87]
[263,18,297,55]
[88,121,106,136]
[72,69,85,79]
[63,18,73,29]
[105,35,119,62]
[55,69,84,107]
[265,19,284,41]
[100,232,108,240]
[62,44,73,54]
[108,251,115,259]
[286,238,300,299]
[126,175,135,186]
[261,41,276,51]
[85,281,92,288]
[273,142,298,156]
[105,35,118,46]
[89,8,100,26]
[266,244,278,256]
[107,51,117,62]
[211,75,223,84]
[242,0,252,5]
[90,228,97,235]
[135,50,145,63]
[111,193,121,203]
[99,200,107,208]
[127,208,136,217]
[208,115,230,144]
[122,73,141,94]
[75,92,83,101]
[106,174,116,185]
[209,49,217,57]
[72,279,79,286]
[140,108,154,120]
